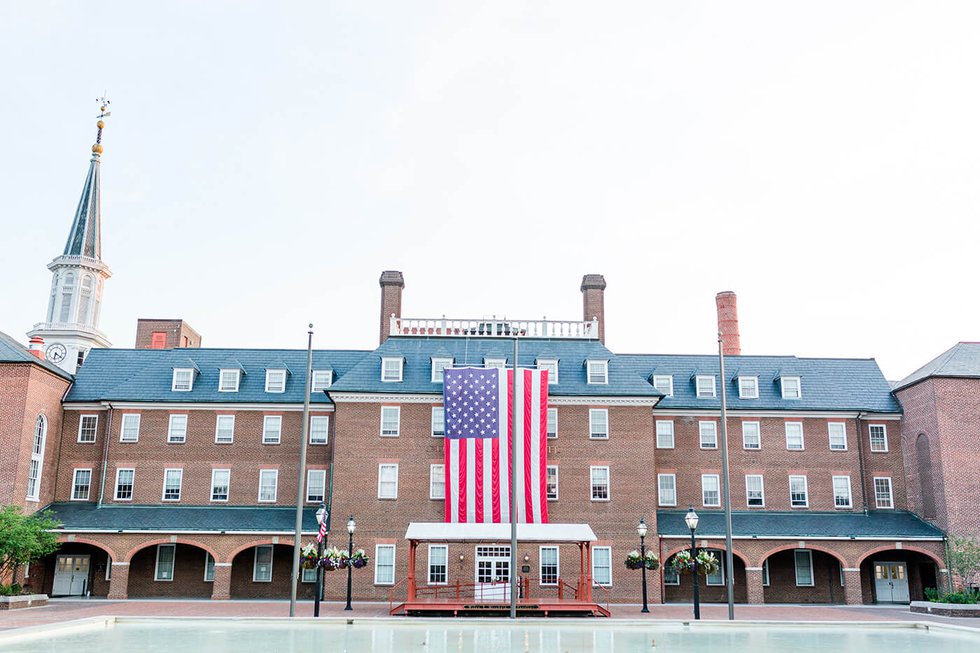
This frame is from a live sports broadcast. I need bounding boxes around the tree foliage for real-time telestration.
[0,505,60,581]
[948,536,980,593]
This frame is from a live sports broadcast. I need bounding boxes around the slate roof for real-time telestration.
[893,342,980,391]
[621,354,901,413]
[64,347,370,404]
[43,502,320,533]
[64,154,102,258]
[656,510,944,540]
[0,330,74,381]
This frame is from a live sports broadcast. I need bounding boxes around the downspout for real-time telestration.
[944,535,953,594]
[855,412,868,513]
[97,402,114,507]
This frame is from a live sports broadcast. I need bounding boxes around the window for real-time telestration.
[211,469,230,502]
[115,468,135,501]
[546,466,558,500]
[587,360,608,384]
[253,545,273,582]
[789,475,808,507]
[307,469,326,503]
[150,332,167,349]
[699,421,718,449]
[705,554,724,586]
[746,475,765,507]
[375,544,395,585]
[794,550,814,586]
[215,415,235,444]
[119,414,140,442]
[72,468,92,500]
[168,414,188,443]
[828,422,847,451]
[204,553,215,582]
[869,424,888,452]
[658,474,677,506]
[742,421,761,449]
[785,422,804,450]
[696,375,716,398]
[592,546,612,586]
[428,545,448,585]
[302,566,317,583]
[430,464,445,500]
[381,357,403,382]
[378,463,399,499]
[652,375,673,396]
[311,370,333,392]
[656,420,675,449]
[59,272,74,322]
[78,414,98,442]
[219,369,240,392]
[833,475,852,508]
[263,415,282,444]
[172,368,194,392]
[540,546,559,585]
[664,565,680,585]
[762,559,770,586]
[702,474,721,507]
[258,470,278,502]
[537,359,558,384]
[155,544,176,581]
[590,466,610,501]
[589,409,609,439]
[431,407,445,437]
[874,477,894,508]
[484,358,507,369]
[546,408,558,439]
[431,357,453,383]
[27,415,46,500]
[310,415,329,444]
[265,369,286,393]
[781,376,802,399]
[162,468,182,501]
[380,406,401,437]
[738,376,759,399]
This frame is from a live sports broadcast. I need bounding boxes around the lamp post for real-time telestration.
[344,515,355,611]
[685,506,701,620]
[313,503,327,618]
[637,518,650,613]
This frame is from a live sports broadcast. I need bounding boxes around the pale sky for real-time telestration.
[1,1,977,380]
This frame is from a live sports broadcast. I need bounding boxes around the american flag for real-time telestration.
[443,367,549,524]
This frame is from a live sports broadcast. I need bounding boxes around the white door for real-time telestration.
[52,555,91,596]
[874,562,910,603]
[475,545,511,602]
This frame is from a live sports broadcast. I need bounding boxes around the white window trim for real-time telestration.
[114,468,135,501]
[374,544,396,585]
[738,376,759,399]
[428,544,448,586]
[77,414,99,443]
[794,549,814,586]
[539,545,560,586]
[762,559,770,586]
[218,368,240,393]
[429,464,446,500]
[258,469,278,503]
[745,474,765,508]
[381,357,404,383]
[214,414,235,444]
[27,415,46,501]
[484,358,507,369]
[789,475,809,508]
[162,468,183,502]
[306,469,327,503]
[699,421,718,449]
[431,357,454,383]
[263,415,282,445]
[742,421,761,450]
[781,376,802,400]
[592,546,612,587]
[785,421,804,451]
[696,375,716,398]
[537,359,559,384]
[833,475,852,509]
[154,543,176,582]
[311,369,333,392]
[119,413,141,443]
[205,552,216,582]
[378,463,399,499]
[586,360,609,385]
[253,545,274,582]
[663,564,680,586]
[546,465,559,501]
[869,424,889,452]
[705,553,725,586]
[589,408,609,439]
[874,476,894,509]
[652,375,674,397]
[656,420,675,449]
[828,422,848,451]
[380,406,401,437]
[71,468,92,501]
[590,465,610,502]
[702,473,721,507]
[546,407,558,439]
[658,473,677,507]
[309,415,329,445]
[172,368,195,392]
[167,414,188,444]
[211,468,230,503]
[265,369,287,393]
[431,406,445,438]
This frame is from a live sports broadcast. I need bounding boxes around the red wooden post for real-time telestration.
[585,542,593,602]
[407,540,417,601]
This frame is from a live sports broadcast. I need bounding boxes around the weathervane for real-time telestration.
[93,94,111,155]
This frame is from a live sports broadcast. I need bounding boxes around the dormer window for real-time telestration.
[265,369,287,393]
[652,375,673,397]
[219,369,240,393]
[431,358,454,383]
[311,370,333,392]
[781,376,802,399]
[172,368,194,392]
[382,357,403,383]
[695,375,716,398]
[586,360,608,385]
[484,358,507,369]
[738,376,758,399]
[536,359,558,384]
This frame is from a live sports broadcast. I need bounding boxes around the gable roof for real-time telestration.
[893,342,980,391]
[0,330,74,381]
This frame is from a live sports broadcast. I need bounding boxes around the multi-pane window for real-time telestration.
[590,466,610,501]
[706,554,724,586]
[375,544,396,585]
[78,415,98,442]
[168,415,188,443]
[211,469,230,502]
[115,468,135,501]
[253,545,273,582]
[540,546,559,585]
[789,475,809,507]
[794,550,814,586]
[587,360,608,384]
[431,407,445,437]
[874,477,894,508]
[833,475,852,508]
[537,359,558,384]
[652,375,673,396]
[781,376,802,399]
[381,406,401,437]
[155,544,176,581]
[738,376,759,399]
[746,475,765,507]
[762,559,770,586]
[592,546,612,586]
[828,422,847,451]
[431,358,453,383]
[589,409,609,439]
[378,464,399,499]
[484,358,507,369]
[265,369,287,393]
[215,415,235,444]
[742,421,761,449]
[204,553,216,582]
[162,469,183,501]
[656,420,675,448]
[309,416,329,444]
[27,415,45,500]
[119,414,141,442]
[72,469,92,500]
[428,545,448,585]
[307,469,326,503]
[172,368,194,391]
[658,473,677,506]
[263,415,282,444]
[663,565,680,585]
[258,470,278,502]
[381,357,403,382]
[702,474,721,507]
[302,566,317,583]
[219,369,240,392]
[430,464,445,500]
[869,424,888,452]
[785,422,804,450]
[311,370,333,392]
[546,466,558,500]
[699,421,718,449]
[696,375,716,398]
[546,408,558,439]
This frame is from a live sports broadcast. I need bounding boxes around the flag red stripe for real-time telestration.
[507,369,513,523]
[444,435,451,522]
[458,437,467,522]
[523,369,534,521]
[539,370,549,523]
[491,433,501,523]
[474,437,484,523]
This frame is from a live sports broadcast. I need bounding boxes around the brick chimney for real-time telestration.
[581,274,607,344]
[716,291,741,356]
[136,319,202,349]
[379,270,405,344]
[27,336,45,361]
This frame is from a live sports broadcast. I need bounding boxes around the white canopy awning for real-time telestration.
[404,522,597,543]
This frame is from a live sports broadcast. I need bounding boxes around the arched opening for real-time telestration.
[127,542,214,598]
[662,548,748,604]
[26,414,46,500]
[762,548,846,604]
[859,549,940,604]
[59,272,75,323]
[37,542,114,597]
[916,433,937,519]
[78,275,94,324]
[231,544,315,600]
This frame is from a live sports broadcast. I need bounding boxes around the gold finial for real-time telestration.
[93,94,111,155]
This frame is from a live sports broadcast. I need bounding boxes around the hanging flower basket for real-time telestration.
[300,543,319,570]
[349,549,370,569]
[322,546,347,571]
[670,549,719,576]
[625,550,660,571]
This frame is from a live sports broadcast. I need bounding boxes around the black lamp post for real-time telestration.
[637,517,650,613]
[685,506,700,620]
[344,515,355,611]
[313,503,327,618]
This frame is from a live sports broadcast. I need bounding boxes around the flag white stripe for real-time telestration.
[513,370,526,523]
[465,438,476,522]
[449,439,460,523]
[497,367,510,523]
[482,438,493,521]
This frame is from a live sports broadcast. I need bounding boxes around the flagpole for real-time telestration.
[718,332,735,620]
[290,324,314,617]
[510,332,519,619]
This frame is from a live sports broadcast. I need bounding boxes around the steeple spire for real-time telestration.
[63,96,110,259]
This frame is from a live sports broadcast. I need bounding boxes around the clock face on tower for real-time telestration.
[46,342,67,363]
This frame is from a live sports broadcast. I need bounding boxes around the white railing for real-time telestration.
[389,316,599,340]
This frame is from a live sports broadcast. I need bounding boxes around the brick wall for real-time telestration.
[135,319,202,349]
